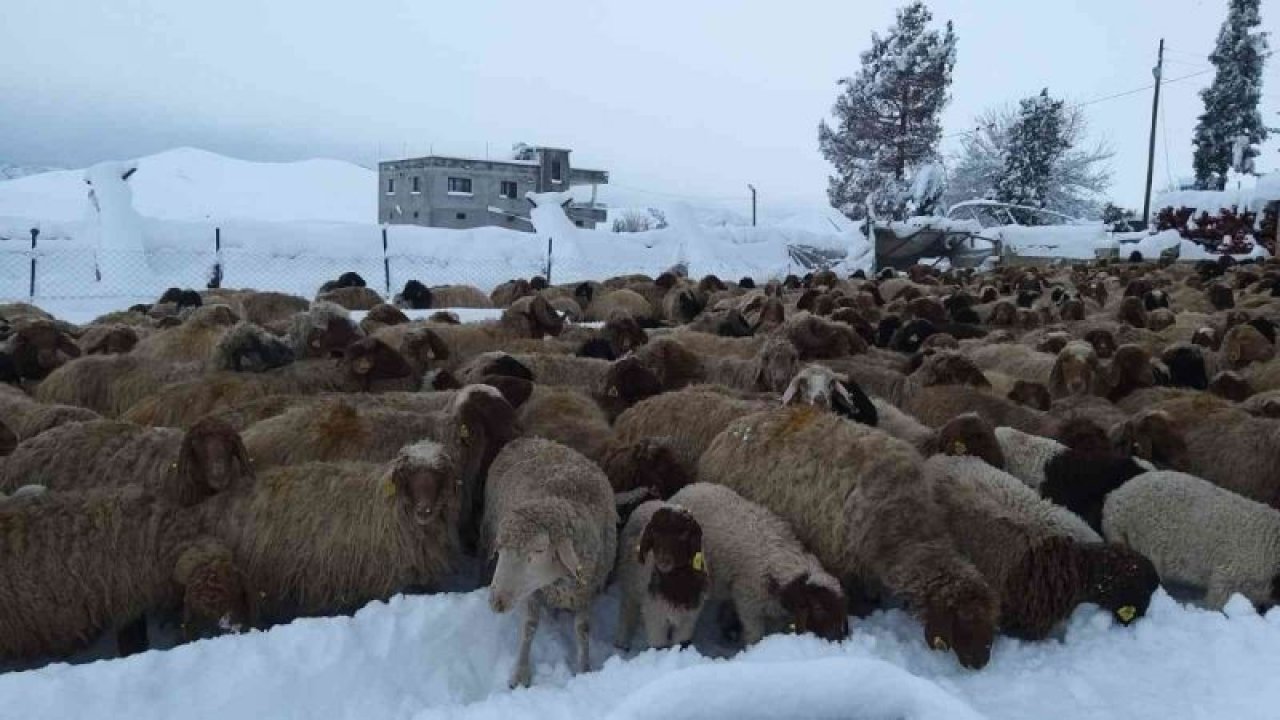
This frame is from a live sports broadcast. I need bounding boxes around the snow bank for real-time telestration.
[0,148,375,224]
[988,224,1110,260]
[4,588,1280,720]
[1155,171,1280,215]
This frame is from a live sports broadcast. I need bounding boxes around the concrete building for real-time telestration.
[378,145,608,231]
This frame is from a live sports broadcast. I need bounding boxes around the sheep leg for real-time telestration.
[615,594,639,651]
[510,599,540,689]
[737,604,766,647]
[116,616,149,657]
[1204,574,1235,611]
[574,611,591,674]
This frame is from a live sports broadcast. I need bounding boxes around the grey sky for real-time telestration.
[2,0,1277,213]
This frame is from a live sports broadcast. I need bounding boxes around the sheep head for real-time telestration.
[750,297,787,334]
[343,337,414,390]
[890,318,937,354]
[922,574,998,670]
[752,338,800,394]
[782,365,877,426]
[1207,283,1235,311]
[601,356,663,412]
[1056,417,1111,454]
[1160,344,1208,391]
[528,294,565,338]
[639,505,703,575]
[1007,380,1051,411]
[770,574,849,642]
[398,280,432,309]
[1208,371,1253,402]
[1081,543,1159,628]
[175,539,255,640]
[988,301,1017,327]
[602,314,648,356]
[384,440,457,527]
[601,437,690,499]
[82,324,139,355]
[489,501,581,614]
[362,303,410,332]
[915,351,990,390]
[298,305,362,359]
[1050,342,1101,399]
[1223,324,1275,369]
[399,327,451,370]
[452,384,518,478]
[476,374,533,409]
[11,321,81,380]
[176,417,254,505]
[1112,410,1188,469]
[936,413,1004,470]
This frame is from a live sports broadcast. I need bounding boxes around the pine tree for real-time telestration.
[1192,0,1269,190]
[818,2,957,220]
[994,90,1072,210]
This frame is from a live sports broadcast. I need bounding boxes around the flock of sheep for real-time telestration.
[1,256,1278,688]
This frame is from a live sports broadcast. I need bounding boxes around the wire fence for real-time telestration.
[0,225,817,305]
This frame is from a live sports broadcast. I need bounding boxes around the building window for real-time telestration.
[551,161,563,183]
[447,177,473,195]
[574,220,584,227]
[411,176,421,194]
[500,180,518,199]
[412,211,419,219]
[386,178,395,194]
[456,212,467,221]
[507,214,517,223]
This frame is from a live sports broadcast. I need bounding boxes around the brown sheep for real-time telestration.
[0,417,255,508]
[287,301,365,360]
[121,341,416,428]
[779,311,866,359]
[517,384,613,464]
[904,385,1058,438]
[359,303,410,335]
[1116,296,1147,329]
[1082,328,1118,359]
[198,440,462,626]
[1048,341,1103,399]
[699,406,999,668]
[1104,344,1158,402]
[7,319,82,381]
[586,289,654,322]
[35,354,203,417]
[420,295,564,364]
[130,304,241,364]
[0,384,100,441]
[428,284,494,309]
[78,324,140,355]
[0,490,253,665]
[1008,380,1052,411]
[316,285,384,311]
[1222,323,1275,370]
[490,279,535,308]
[599,437,692,502]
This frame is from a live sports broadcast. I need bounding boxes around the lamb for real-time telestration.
[698,406,1000,668]
[1103,471,1280,610]
[0,417,255,508]
[669,483,848,646]
[614,501,709,651]
[0,384,99,441]
[0,487,253,664]
[198,440,462,626]
[483,438,617,687]
[925,454,1158,639]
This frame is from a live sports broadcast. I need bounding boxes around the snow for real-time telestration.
[3,587,1280,720]
[987,223,1111,260]
[83,161,155,292]
[1154,171,1280,215]
[0,149,865,304]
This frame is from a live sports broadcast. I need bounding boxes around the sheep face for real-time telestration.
[782,366,877,426]
[1161,345,1208,390]
[527,295,566,338]
[772,575,849,642]
[922,578,997,670]
[306,316,362,359]
[398,280,432,309]
[388,442,457,527]
[1059,299,1085,322]
[602,438,690,499]
[226,327,295,373]
[178,418,254,505]
[988,301,1017,327]
[83,325,139,355]
[1112,411,1188,469]
[1208,371,1252,402]
[1007,380,1051,411]
[751,297,787,334]
[1224,324,1275,369]
[1056,417,1111,454]
[400,327,451,369]
[1084,544,1159,628]
[753,340,800,394]
[602,357,663,409]
[178,551,255,640]
[1116,297,1147,329]
[1106,345,1156,401]
[602,315,648,355]
[639,507,703,575]
[489,522,579,614]
[890,319,937,354]
[12,321,81,380]
[1207,283,1235,311]
[343,338,414,388]
[1050,343,1101,399]
[937,413,1005,469]
[714,309,753,338]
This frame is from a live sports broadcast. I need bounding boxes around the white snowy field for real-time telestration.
[2,586,1278,720]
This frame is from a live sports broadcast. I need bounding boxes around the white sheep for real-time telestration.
[667,483,847,647]
[483,438,618,688]
[1103,470,1280,610]
[614,500,709,651]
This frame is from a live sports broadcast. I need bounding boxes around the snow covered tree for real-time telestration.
[818,2,957,220]
[1191,0,1269,190]
[945,102,1113,219]
[993,90,1073,210]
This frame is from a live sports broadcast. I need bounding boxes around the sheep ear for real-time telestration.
[781,376,806,406]
[637,527,654,563]
[554,538,581,583]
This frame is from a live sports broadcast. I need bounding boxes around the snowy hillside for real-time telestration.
[3,587,1278,720]
[0,148,375,223]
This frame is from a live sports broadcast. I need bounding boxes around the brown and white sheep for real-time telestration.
[614,501,709,651]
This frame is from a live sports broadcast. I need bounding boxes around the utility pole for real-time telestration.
[748,184,757,227]
[1142,38,1164,225]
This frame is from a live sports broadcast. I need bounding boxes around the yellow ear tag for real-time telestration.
[608,387,619,397]
[932,636,950,651]
[382,478,397,497]
[692,551,705,572]
[459,424,470,440]
[1116,605,1137,623]
[788,623,796,632]
[951,440,967,456]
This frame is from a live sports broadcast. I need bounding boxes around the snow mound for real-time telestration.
[0,148,375,223]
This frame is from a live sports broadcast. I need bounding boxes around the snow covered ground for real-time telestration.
[2,586,1278,720]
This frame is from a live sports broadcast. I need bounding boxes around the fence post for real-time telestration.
[208,227,224,289]
[28,227,38,299]
[545,236,553,284]
[382,227,391,296]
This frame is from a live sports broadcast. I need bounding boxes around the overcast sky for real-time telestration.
[2,0,1277,213]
